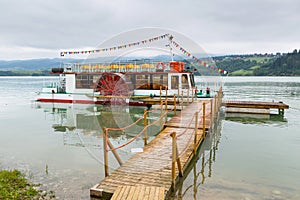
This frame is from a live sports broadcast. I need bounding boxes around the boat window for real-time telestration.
[124,74,135,90]
[152,74,168,90]
[182,74,189,89]
[136,74,150,89]
[190,74,195,87]
[171,75,179,89]
[76,74,100,89]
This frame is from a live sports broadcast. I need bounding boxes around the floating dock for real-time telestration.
[90,89,223,199]
[222,100,289,115]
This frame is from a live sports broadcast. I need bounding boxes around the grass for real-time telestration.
[0,169,55,200]
[230,69,254,76]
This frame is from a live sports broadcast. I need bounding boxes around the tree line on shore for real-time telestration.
[215,49,300,76]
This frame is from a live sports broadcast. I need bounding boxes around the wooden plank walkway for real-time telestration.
[165,100,211,129]
[110,186,165,200]
[90,100,212,199]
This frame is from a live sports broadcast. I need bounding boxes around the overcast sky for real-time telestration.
[0,0,299,60]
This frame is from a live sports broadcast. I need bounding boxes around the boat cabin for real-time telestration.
[51,61,196,98]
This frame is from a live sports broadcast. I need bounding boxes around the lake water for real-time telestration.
[0,76,299,199]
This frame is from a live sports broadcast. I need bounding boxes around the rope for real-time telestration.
[106,108,173,151]
[106,117,143,131]
[176,113,196,138]
[174,101,210,158]
[177,128,195,158]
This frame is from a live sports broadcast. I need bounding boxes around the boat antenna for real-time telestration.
[166,34,174,61]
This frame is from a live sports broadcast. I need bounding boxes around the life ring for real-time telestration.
[155,62,166,71]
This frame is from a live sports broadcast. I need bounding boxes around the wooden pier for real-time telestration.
[90,89,223,199]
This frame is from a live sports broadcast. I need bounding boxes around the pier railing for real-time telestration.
[170,86,223,190]
[102,101,176,177]
[101,86,223,186]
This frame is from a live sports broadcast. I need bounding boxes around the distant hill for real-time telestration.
[1,51,300,76]
[0,58,78,71]
[253,49,300,76]
[215,50,300,76]
[214,54,277,76]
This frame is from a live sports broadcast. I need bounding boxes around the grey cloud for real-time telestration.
[0,0,299,59]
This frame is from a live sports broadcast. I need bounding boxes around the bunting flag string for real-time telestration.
[60,34,169,57]
[60,33,228,74]
[171,40,228,75]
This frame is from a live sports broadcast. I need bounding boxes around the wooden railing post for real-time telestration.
[194,112,198,153]
[143,109,148,145]
[202,102,206,136]
[171,132,177,190]
[214,95,217,120]
[103,127,109,177]
[210,98,213,130]
[181,91,184,109]
[165,87,168,98]
[165,98,168,110]
[187,89,189,104]
[160,86,162,103]
[191,88,194,102]
[107,140,123,166]
[160,101,164,130]
[174,94,177,116]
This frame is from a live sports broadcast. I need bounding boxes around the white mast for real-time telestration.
[167,34,174,61]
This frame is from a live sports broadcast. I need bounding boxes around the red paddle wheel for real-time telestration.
[95,73,130,104]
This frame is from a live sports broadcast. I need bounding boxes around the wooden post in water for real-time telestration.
[194,112,199,153]
[103,127,109,177]
[176,146,183,177]
[171,131,177,191]
[143,109,148,145]
[202,102,206,136]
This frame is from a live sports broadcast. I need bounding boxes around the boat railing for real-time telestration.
[62,61,173,73]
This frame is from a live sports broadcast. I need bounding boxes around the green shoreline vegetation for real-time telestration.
[215,49,300,76]
[0,168,55,200]
[0,70,54,76]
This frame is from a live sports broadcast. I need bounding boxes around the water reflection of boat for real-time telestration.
[225,113,287,124]
[34,102,164,147]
